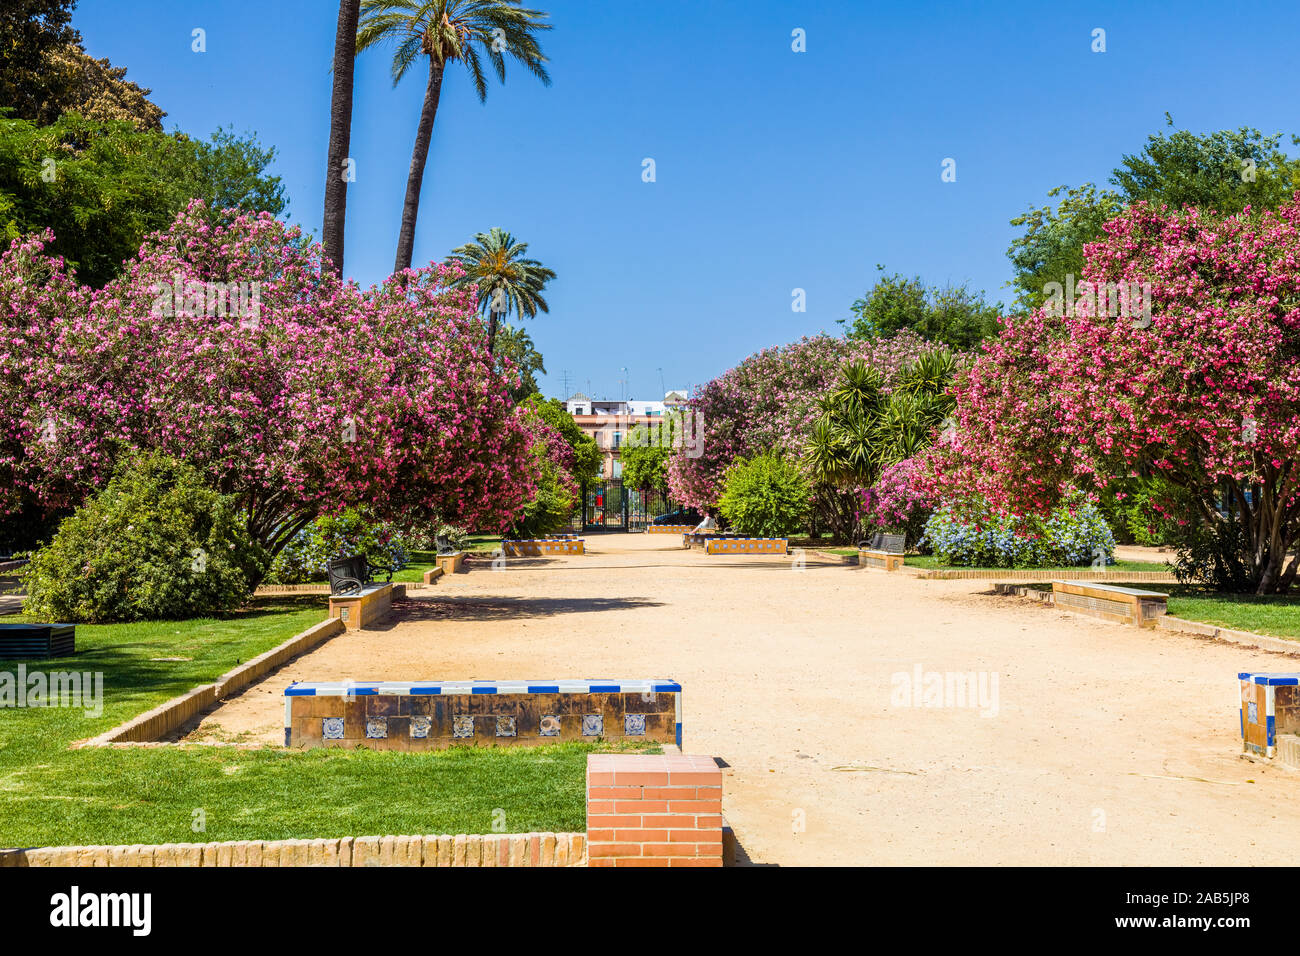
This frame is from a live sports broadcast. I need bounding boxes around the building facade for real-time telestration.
[565,391,686,480]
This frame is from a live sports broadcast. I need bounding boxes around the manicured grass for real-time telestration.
[907,555,1170,573]
[815,548,859,556]
[1160,589,1300,641]
[390,561,436,583]
[1019,580,1300,642]
[0,596,645,847]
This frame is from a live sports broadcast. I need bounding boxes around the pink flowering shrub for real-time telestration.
[926,197,1300,593]
[1,202,534,570]
[860,458,935,547]
[667,331,948,510]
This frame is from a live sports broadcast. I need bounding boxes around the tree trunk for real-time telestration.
[487,309,500,354]
[394,58,445,273]
[322,0,360,277]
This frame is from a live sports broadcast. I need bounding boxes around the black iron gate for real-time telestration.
[573,481,675,531]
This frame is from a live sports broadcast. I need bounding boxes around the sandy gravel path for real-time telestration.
[193,533,1300,865]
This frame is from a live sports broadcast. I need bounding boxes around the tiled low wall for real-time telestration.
[1,833,586,867]
[1051,581,1167,627]
[586,753,723,867]
[435,552,466,574]
[858,549,905,571]
[684,532,739,549]
[502,539,585,556]
[1239,672,1300,759]
[286,679,683,750]
[328,582,404,630]
[647,525,693,534]
[705,538,787,555]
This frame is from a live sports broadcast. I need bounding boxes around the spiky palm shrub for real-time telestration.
[803,352,956,542]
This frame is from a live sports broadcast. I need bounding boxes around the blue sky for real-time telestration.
[74,0,1300,401]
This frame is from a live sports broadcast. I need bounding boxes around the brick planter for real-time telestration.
[585,753,723,867]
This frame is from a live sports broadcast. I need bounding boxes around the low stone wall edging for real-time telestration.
[0,832,586,867]
[77,617,346,747]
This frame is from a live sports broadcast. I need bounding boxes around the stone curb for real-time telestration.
[996,583,1300,657]
[911,567,1177,582]
[0,832,587,867]
[77,617,346,747]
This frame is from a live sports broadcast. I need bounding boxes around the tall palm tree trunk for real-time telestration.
[394,58,445,273]
[487,309,501,354]
[322,0,360,276]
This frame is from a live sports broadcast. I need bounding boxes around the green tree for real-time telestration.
[621,413,684,495]
[495,322,546,402]
[717,451,811,538]
[0,115,284,287]
[843,265,1000,350]
[447,226,556,353]
[356,0,551,273]
[1008,121,1300,312]
[0,0,163,130]
[523,394,601,484]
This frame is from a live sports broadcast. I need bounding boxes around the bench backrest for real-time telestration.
[435,533,456,555]
[859,532,905,553]
[327,554,370,594]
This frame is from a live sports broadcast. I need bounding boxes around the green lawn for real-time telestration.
[907,555,1170,573]
[390,561,436,583]
[0,596,639,847]
[1160,589,1300,641]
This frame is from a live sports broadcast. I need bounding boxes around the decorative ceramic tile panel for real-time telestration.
[287,681,682,750]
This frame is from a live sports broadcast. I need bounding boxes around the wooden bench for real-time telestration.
[1239,672,1300,762]
[0,622,75,658]
[502,539,585,556]
[1051,581,1167,627]
[704,538,787,555]
[857,532,907,570]
[284,678,683,750]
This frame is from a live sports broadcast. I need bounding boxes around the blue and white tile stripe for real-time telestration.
[284,679,684,748]
[286,679,681,696]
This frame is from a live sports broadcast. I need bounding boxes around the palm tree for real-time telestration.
[356,0,551,273]
[323,0,361,276]
[447,227,555,353]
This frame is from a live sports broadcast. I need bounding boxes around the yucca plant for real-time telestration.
[802,352,957,541]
